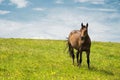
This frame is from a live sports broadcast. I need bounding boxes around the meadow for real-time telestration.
[0,38,120,80]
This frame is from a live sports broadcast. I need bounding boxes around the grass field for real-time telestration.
[0,38,120,80]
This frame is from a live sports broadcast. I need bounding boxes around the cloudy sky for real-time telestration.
[0,0,120,42]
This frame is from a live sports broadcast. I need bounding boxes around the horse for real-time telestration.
[67,23,91,68]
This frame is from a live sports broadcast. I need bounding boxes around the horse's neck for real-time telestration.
[85,34,91,44]
[83,34,89,41]
[86,34,90,39]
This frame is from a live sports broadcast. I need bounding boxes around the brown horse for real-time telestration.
[67,23,91,68]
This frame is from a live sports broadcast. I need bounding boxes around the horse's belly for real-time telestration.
[72,44,80,50]
[71,41,82,50]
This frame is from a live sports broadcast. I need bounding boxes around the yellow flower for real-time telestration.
[51,71,56,75]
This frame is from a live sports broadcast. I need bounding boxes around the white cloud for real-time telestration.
[33,7,46,11]
[10,0,29,8]
[75,0,90,2]
[0,19,71,40]
[0,10,10,15]
[75,0,104,4]
[55,0,64,4]
[0,0,3,4]
[77,6,117,12]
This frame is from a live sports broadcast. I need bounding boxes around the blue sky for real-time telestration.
[0,0,120,42]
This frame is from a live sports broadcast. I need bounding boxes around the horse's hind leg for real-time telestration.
[79,51,82,66]
[86,50,90,69]
[71,49,75,65]
[68,43,75,65]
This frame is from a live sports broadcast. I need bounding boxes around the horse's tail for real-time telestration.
[67,39,74,58]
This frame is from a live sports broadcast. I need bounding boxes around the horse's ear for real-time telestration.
[81,23,83,27]
[86,23,88,28]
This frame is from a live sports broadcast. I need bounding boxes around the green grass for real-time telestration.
[0,38,120,80]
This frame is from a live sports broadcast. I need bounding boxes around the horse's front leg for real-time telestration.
[76,50,79,65]
[86,50,90,69]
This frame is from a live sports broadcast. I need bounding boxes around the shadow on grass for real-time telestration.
[90,66,114,76]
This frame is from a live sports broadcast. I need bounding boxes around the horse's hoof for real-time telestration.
[72,63,75,66]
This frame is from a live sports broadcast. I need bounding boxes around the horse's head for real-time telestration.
[80,23,88,41]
